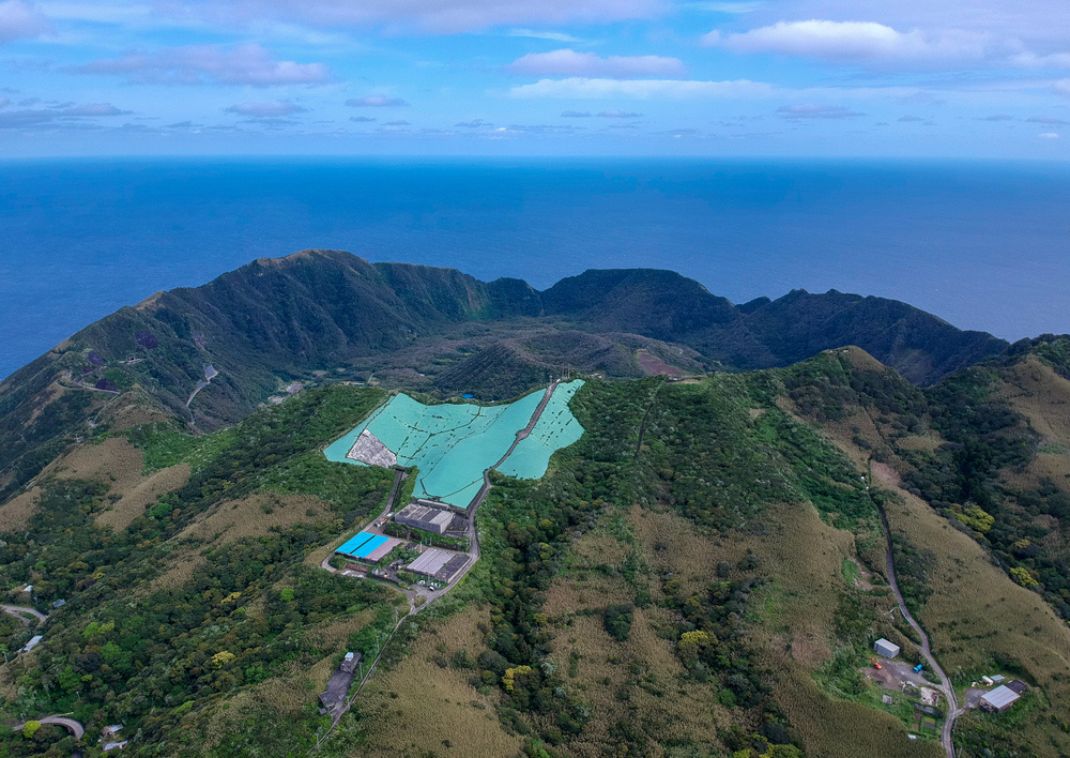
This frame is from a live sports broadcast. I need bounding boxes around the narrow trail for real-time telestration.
[633,379,664,461]
[314,382,561,749]
[868,465,960,758]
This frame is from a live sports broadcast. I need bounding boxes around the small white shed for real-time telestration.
[873,638,900,659]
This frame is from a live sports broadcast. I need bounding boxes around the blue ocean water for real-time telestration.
[2,158,1069,379]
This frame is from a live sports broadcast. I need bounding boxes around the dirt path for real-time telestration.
[868,467,960,758]
[0,604,47,625]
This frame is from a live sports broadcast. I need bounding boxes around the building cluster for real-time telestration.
[333,499,469,587]
[872,638,1029,717]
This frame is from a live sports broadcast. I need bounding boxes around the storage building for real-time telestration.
[980,685,1021,713]
[395,503,455,535]
[407,548,469,584]
[335,531,402,563]
[873,638,900,659]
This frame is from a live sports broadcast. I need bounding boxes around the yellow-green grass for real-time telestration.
[357,605,523,758]
[0,487,39,531]
[174,492,333,546]
[801,394,1070,758]
[146,492,337,594]
[1,435,191,531]
[543,506,732,756]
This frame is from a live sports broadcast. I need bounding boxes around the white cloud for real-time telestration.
[1056,79,1070,95]
[1010,50,1070,69]
[1038,131,1060,139]
[777,103,863,119]
[507,28,582,43]
[346,94,408,107]
[509,48,685,78]
[511,77,774,99]
[225,99,306,117]
[705,20,990,64]
[155,0,664,35]
[0,0,48,43]
[78,44,329,86]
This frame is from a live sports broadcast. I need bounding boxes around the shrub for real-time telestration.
[602,604,634,642]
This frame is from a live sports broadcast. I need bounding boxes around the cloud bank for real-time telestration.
[705,20,990,64]
[509,49,685,78]
[79,44,330,86]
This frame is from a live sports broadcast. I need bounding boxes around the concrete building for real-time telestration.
[407,548,469,584]
[980,685,1021,713]
[874,638,901,659]
[395,502,455,535]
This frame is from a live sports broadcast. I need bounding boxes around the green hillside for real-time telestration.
[3,254,1065,758]
[0,251,1008,505]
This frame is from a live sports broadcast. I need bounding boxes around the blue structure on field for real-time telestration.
[336,531,387,559]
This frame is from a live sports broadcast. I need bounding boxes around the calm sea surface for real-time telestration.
[2,158,1069,378]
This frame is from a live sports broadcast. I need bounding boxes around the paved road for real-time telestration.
[870,473,960,758]
[0,604,47,625]
[14,715,85,740]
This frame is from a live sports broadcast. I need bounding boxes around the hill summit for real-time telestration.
[0,250,1007,500]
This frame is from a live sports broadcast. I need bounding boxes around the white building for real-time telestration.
[981,685,1021,713]
[873,638,900,659]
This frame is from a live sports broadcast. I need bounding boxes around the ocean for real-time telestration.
[2,158,1069,379]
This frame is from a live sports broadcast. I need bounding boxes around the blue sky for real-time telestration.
[1,0,1069,157]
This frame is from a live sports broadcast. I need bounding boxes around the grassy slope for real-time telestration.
[2,358,1068,756]
[778,346,1070,757]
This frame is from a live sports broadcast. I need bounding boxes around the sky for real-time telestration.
[1,1,1069,157]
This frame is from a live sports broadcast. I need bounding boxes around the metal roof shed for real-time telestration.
[873,638,900,659]
[981,685,1021,712]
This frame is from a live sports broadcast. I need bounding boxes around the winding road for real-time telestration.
[870,469,960,758]
[1,604,47,625]
[13,715,85,740]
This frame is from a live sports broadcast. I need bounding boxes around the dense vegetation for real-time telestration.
[0,386,401,755]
